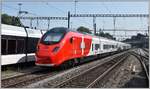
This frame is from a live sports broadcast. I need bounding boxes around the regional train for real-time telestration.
[1,24,46,66]
[35,27,131,67]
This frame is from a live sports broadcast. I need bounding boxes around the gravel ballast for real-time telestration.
[26,52,127,88]
[101,54,148,88]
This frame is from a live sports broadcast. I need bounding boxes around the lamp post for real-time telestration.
[18,3,22,17]
[17,3,28,27]
[74,0,78,15]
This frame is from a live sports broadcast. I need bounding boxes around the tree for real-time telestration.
[2,13,22,26]
[105,33,116,40]
[96,31,115,40]
[2,14,12,25]
[77,26,115,40]
[122,33,148,48]
[77,26,92,34]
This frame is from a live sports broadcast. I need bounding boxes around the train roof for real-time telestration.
[1,24,46,38]
[68,28,130,46]
[1,24,130,46]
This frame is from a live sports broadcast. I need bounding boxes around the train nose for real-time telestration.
[35,56,55,66]
[35,44,60,66]
[35,47,54,65]
[36,57,51,64]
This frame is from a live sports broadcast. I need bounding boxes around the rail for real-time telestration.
[130,49,149,81]
[53,53,129,88]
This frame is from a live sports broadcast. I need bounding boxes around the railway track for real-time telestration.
[1,67,63,88]
[142,48,149,53]
[53,53,129,88]
[142,48,149,58]
[1,50,130,88]
[1,66,43,80]
[132,49,149,60]
[130,49,149,81]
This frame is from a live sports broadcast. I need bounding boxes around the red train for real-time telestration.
[35,27,131,67]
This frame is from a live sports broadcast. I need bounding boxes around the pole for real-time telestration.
[74,0,77,14]
[148,25,149,36]
[24,27,28,63]
[99,28,101,52]
[93,16,96,35]
[18,3,22,17]
[30,19,33,28]
[48,18,50,30]
[113,17,116,37]
[68,11,70,28]
[36,18,39,29]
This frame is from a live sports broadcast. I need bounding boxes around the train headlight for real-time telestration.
[52,46,60,53]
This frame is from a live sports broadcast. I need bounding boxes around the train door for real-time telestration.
[72,36,82,57]
[69,36,74,57]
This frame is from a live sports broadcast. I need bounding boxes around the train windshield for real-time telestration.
[41,28,67,45]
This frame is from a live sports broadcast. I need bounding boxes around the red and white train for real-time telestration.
[35,27,131,67]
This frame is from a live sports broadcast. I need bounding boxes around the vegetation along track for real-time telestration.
[53,53,129,88]
[1,67,64,88]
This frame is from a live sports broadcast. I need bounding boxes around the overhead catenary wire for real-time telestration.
[101,2,112,13]
[3,4,41,17]
[102,2,117,38]
[45,2,66,14]
[45,2,93,30]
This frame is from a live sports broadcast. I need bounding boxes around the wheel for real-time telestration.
[68,60,74,68]
[60,61,69,70]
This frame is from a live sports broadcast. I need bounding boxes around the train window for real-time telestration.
[95,44,100,50]
[2,39,7,55]
[70,37,73,43]
[44,33,63,42]
[28,38,39,53]
[109,45,111,48]
[123,46,126,49]
[103,45,107,49]
[103,45,111,49]
[112,45,114,48]
[92,44,94,51]
[103,45,105,49]
[108,45,110,49]
[8,39,17,54]
[115,45,117,48]
[41,28,67,45]
[17,40,25,54]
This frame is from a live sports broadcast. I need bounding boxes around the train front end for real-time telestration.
[35,27,68,67]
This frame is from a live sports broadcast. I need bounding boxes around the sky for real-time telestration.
[2,1,149,40]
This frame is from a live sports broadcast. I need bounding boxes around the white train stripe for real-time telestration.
[2,53,35,65]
